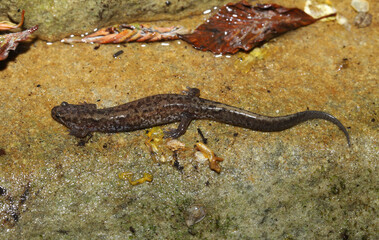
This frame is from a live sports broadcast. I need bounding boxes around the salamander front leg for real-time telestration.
[77,133,93,146]
[182,87,200,97]
[164,112,193,139]
[69,128,92,146]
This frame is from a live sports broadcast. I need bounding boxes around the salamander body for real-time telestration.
[51,87,350,146]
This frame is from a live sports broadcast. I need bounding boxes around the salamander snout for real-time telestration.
[51,102,72,123]
[51,106,63,123]
[51,103,71,125]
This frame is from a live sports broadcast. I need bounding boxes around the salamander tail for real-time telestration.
[296,111,351,147]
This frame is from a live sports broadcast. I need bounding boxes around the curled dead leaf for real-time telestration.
[62,24,190,44]
[0,25,38,61]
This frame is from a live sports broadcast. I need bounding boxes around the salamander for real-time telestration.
[51,87,351,146]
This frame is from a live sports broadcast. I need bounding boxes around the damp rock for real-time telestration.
[0,0,233,41]
[354,12,372,28]
[185,204,206,227]
[351,0,369,13]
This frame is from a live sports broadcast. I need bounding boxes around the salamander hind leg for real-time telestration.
[68,129,92,146]
[69,128,90,138]
[164,112,193,139]
[183,87,200,97]
[77,133,93,146]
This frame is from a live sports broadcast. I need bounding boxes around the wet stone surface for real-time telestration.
[0,0,378,239]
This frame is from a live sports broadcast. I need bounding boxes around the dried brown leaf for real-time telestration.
[180,1,336,54]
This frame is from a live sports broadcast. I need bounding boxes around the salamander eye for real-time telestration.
[51,106,63,121]
[61,102,68,106]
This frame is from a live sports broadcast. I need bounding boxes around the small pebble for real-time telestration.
[185,204,206,227]
[354,12,372,28]
[351,0,369,13]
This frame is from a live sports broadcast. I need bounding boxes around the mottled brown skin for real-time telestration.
[51,88,351,146]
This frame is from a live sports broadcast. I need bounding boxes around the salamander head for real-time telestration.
[51,102,96,127]
[51,102,76,126]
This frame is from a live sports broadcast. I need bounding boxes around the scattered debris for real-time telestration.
[179,1,336,54]
[0,25,38,61]
[145,127,186,164]
[337,58,349,71]
[194,150,208,164]
[0,11,38,61]
[197,128,208,144]
[336,14,351,30]
[0,182,31,228]
[62,24,189,44]
[304,0,336,21]
[351,0,371,28]
[145,127,167,163]
[166,139,186,152]
[185,204,206,227]
[0,186,6,195]
[235,44,269,73]
[113,50,124,58]
[195,142,224,173]
[119,172,153,186]
[351,0,369,13]
[0,10,25,30]
[354,12,372,28]
[61,1,338,54]
[173,157,184,172]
